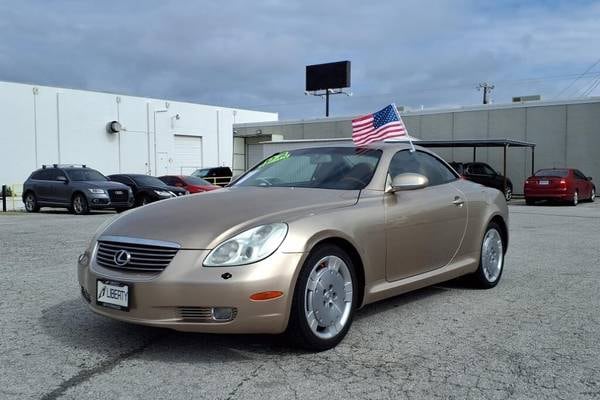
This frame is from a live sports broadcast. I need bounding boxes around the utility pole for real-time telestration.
[477,82,495,104]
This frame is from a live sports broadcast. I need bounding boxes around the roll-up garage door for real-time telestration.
[174,135,203,175]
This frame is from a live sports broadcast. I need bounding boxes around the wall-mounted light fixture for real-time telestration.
[106,121,122,134]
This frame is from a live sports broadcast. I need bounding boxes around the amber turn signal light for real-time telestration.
[250,291,284,301]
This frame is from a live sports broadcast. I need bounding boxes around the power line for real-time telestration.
[554,57,600,98]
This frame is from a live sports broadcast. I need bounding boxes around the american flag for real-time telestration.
[352,104,407,146]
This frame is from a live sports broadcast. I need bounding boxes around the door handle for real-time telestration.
[452,197,464,207]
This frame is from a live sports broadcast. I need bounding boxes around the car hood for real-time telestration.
[100,186,359,249]
[86,181,130,190]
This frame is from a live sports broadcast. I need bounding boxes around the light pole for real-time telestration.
[153,109,168,175]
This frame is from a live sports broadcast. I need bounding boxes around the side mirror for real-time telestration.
[57,176,68,183]
[387,173,429,193]
[587,176,593,181]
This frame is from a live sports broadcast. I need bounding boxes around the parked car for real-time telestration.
[191,166,233,186]
[524,168,595,206]
[107,174,187,206]
[450,162,513,201]
[22,164,133,215]
[158,175,220,194]
[79,144,508,350]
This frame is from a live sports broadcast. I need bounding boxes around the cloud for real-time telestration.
[0,0,599,119]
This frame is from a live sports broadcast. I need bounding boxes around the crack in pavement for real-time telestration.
[40,333,167,400]
[225,363,265,400]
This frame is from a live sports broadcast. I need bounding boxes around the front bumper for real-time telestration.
[78,247,305,334]
[87,193,134,209]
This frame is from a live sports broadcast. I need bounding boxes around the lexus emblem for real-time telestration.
[114,250,131,266]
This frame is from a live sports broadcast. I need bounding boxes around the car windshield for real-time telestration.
[233,147,382,190]
[132,175,169,187]
[66,169,107,181]
[535,169,568,177]
[183,176,213,186]
[192,169,209,178]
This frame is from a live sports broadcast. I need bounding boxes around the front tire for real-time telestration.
[471,222,505,289]
[589,187,595,202]
[287,244,357,351]
[72,193,89,215]
[24,192,40,212]
[525,198,535,206]
[504,184,512,202]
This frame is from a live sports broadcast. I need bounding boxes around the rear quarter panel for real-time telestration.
[453,179,509,262]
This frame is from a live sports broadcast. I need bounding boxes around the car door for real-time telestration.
[574,170,591,198]
[385,150,468,281]
[53,169,72,205]
[465,163,490,187]
[30,170,50,203]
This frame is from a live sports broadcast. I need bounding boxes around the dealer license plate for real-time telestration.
[96,280,129,310]
[539,180,549,185]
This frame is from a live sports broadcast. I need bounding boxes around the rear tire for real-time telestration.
[24,192,40,212]
[471,222,505,289]
[72,193,89,215]
[571,191,578,206]
[287,244,357,351]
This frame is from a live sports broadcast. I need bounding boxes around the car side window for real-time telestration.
[574,170,586,180]
[482,164,496,175]
[389,150,457,187]
[45,168,63,181]
[31,170,45,180]
[468,164,485,175]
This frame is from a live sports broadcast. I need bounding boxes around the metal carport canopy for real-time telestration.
[413,138,537,195]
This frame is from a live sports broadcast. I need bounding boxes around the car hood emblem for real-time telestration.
[114,250,131,266]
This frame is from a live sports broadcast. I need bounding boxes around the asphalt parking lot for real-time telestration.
[1,201,599,400]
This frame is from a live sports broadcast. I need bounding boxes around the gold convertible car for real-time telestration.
[78,143,508,350]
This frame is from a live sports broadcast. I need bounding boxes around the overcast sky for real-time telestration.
[1,0,600,119]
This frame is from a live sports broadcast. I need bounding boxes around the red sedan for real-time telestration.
[524,168,595,206]
[158,175,221,194]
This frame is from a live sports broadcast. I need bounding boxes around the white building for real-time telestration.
[0,81,277,185]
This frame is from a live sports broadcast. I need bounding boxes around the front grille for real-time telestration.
[95,240,178,272]
[108,189,129,202]
[178,307,238,322]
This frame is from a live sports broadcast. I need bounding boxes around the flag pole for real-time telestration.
[391,103,415,152]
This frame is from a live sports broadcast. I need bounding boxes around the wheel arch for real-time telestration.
[489,214,508,252]
[305,236,366,309]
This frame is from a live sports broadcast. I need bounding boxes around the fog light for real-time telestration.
[212,307,234,321]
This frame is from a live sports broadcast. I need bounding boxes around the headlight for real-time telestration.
[88,188,107,194]
[204,223,288,267]
[154,190,172,197]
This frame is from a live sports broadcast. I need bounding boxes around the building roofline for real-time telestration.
[0,79,277,115]
[233,97,600,130]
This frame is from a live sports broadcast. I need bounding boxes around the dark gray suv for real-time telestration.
[22,165,134,215]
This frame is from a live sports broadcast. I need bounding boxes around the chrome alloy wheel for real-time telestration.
[25,194,36,211]
[73,196,84,214]
[573,191,578,206]
[304,255,353,340]
[481,228,503,283]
